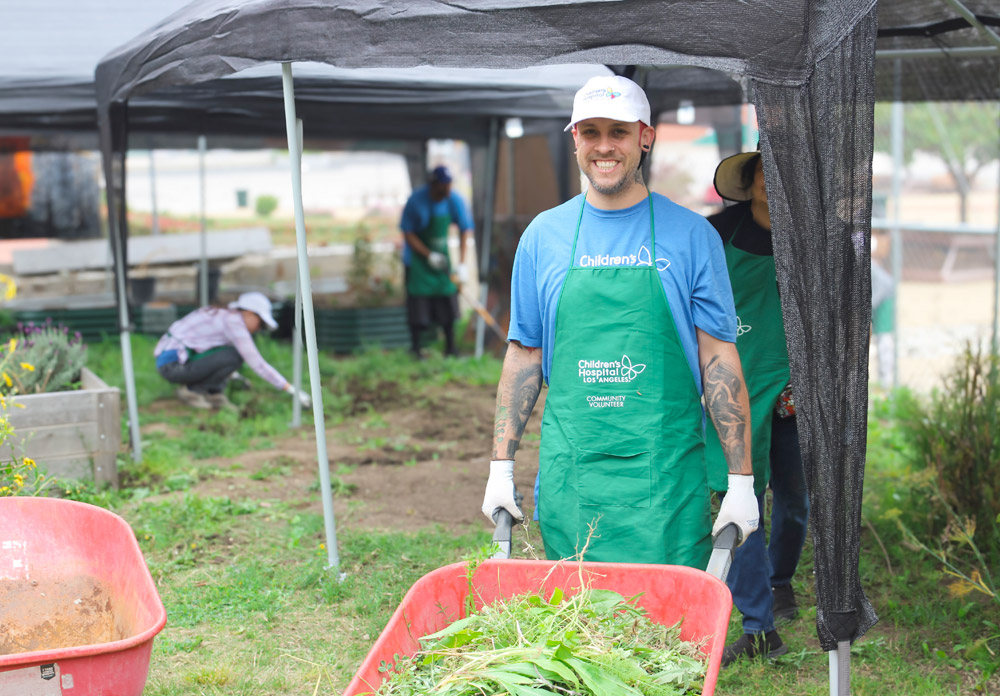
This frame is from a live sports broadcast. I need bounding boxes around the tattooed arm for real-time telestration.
[697,329,752,475]
[491,341,544,460]
[482,341,542,521]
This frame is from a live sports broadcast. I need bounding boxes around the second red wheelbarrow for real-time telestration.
[343,508,739,696]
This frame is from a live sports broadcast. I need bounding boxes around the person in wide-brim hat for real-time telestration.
[712,145,762,202]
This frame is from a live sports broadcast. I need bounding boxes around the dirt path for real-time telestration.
[175,382,543,535]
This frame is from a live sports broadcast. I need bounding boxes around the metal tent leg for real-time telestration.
[281,62,340,574]
[829,641,851,696]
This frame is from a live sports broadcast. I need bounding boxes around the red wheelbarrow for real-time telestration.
[0,498,167,695]
[344,509,739,696]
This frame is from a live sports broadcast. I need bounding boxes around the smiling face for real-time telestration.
[572,118,654,208]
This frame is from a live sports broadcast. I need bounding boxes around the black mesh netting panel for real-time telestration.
[755,7,879,651]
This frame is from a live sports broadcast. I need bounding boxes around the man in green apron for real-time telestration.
[400,165,474,358]
[481,76,759,570]
[705,149,810,665]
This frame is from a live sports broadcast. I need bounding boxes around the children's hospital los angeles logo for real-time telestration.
[579,354,646,384]
[580,354,646,408]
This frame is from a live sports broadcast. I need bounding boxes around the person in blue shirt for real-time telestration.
[399,165,474,358]
[480,75,759,570]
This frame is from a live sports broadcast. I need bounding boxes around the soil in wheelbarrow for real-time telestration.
[0,575,128,656]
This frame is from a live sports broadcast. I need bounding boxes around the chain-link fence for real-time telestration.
[871,100,1000,394]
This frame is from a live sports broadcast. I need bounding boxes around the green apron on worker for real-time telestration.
[706,213,790,496]
[406,213,455,297]
[538,195,712,568]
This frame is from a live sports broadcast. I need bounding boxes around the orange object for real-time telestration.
[0,150,33,219]
[0,498,166,695]
[344,558,732,696]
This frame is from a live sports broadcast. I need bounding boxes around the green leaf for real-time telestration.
[525,655,579,685]
[586,589,630,614]
[548,587,564,606]
[567,656,643,696]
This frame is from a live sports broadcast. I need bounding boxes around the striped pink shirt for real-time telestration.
[154,307,287,390]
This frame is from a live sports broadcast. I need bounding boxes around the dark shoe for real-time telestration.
[722,630,789,667]
[772,584,799,623]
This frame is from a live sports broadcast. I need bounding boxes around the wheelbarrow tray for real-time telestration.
[344,558,732,696]
[0,498,167,695]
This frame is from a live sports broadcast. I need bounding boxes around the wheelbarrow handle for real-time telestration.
[705,523,740,582]
[490,487,523,560]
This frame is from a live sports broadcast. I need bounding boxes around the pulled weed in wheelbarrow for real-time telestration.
[375,584,707,695]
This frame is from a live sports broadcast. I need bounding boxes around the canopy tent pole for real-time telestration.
[281,62,340,572]
[291,118,304,428]
[993,159,1000,354]
[890,64,904,388]
[110,187,143,462]
[475,117,500,358]
[149,150,159,235]
[198,135,209,306]
[941,0,1000,47]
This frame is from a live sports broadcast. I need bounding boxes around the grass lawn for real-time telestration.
[21,336,1000,694]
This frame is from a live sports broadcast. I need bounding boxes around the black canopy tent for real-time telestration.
[91,1,1000,693]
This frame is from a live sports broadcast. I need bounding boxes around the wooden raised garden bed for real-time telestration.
[6,367,120,486]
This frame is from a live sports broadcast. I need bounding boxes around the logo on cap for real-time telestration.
[584,87,621,102]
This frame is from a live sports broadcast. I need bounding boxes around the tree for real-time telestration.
[255,193,279,218]
[875,101,1000,222]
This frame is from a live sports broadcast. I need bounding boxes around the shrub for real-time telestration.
[4,320,87,395]
[0,337,54,497]
[347,224,400,308]
[899,344,1000,557]
[255,194,279,218]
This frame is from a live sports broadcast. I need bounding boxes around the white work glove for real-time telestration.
[427,251,449,272]
[285,383,312,409]
[713,474,759,545]
[481,460,523,522]
[454,263,470,285]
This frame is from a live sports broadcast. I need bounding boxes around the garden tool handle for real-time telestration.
[490,487,523,560]
[705,523,740,582]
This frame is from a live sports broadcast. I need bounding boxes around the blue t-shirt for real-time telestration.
[399,186,473,266]
[508,192,737,394]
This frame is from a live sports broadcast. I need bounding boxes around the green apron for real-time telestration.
[538,195,711,568]
[406,213,456,297]
[706,213,790,496]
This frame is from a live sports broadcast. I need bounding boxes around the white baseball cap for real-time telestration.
[229,291,277,330]
[564,75,651,132]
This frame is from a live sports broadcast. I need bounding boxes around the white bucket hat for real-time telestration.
[229,291,277,330]
[564,75,651,132]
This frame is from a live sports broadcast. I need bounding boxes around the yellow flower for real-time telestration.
[2,373,10,388]
[23,457,35,468]
[7,338,15,353]
[0,273,16,302]
[19,363,33,372]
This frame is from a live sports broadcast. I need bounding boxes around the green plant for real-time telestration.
[897,344,1000,559]
[255,194,279,218]
[5,320,87,394]
[348,224,400,307]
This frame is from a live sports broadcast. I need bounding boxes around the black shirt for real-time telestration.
[706,201,773,257]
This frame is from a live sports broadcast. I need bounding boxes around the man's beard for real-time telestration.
[583,164,643,197]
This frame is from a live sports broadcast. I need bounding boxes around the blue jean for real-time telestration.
[727,415,809,635]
